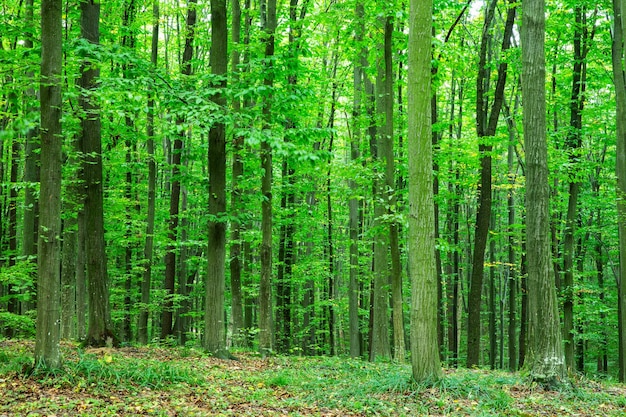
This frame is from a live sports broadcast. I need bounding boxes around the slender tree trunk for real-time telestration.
[488,208,497,369]
[76,211,87,340]
[519,245,528,368]
[522,0,566,385]
[138,0,159,345]
[446,71,464,368]
[348,0,367,358]
[503,95,519,371]
[408,0,441,382]
[259,0,277,356]
[205,0,228,358]
[61,218,77,339]
[563,6,593,372]
[611,0,626,383]
[380,16,405,363]
[22,0,39,316]
[596,237,608,373]
[467,0,516,367]
[7,106,20,326]
[162,0,196,340]
[120,0,138,344]
[229,0,245,346]
[370,17,392,361]
[35,0,62,368]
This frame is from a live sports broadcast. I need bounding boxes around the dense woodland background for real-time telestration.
[2,0,626,384]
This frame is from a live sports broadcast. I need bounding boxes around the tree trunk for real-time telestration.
[348,1,366,358]
[61,219,77,339]
[205,0,228,358]
[489,208,497,369]
[80,0,118,348]
[381,16,405,363]
[408,0,441,382]
[162,0,196,340]
[21,0,39,316]
[563,5,593,372]
[138,0,159,345]
[467,0,516,367]
[370,17,391,361]
[229,0,245,347]
[259,0,277,356]
[522,0,566,385]
[7,102,20,327]
[503,95,520,371]
[611,0,626,383]
[35,0,62,368]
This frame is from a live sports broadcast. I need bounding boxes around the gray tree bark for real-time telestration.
[408,0,441,382]
[522,0,566,386]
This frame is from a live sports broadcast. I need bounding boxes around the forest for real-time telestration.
[2,0,626,404]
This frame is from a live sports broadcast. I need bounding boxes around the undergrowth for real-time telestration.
[1,340,625,416]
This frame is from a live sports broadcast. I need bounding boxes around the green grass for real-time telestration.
[1,340,625,416]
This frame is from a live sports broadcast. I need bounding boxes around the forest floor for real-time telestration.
[0,340,625,416]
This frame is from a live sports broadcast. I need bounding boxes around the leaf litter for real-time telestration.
[1,340,625,416]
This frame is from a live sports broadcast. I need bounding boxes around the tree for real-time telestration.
[348,0,366,358]
[34,0,62,368]
[137,0,159,345]
[205,0,228,358]
[611,0,626,383]
[229,0,244,348]
[259,0,277,356]
[562,5,594,372]
[466,0,516,367]
[521,0,566,385]
[80,0,117,348]
[162,0,197,340]
[408,0,441,382]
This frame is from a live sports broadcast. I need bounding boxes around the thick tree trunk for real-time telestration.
[80,0,118,348]
[408,0,441,382]
[522,0,566,385]
[205,0,228,358]
[35,0,62,368]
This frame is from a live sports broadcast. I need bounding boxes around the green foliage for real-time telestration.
[2,343,626,416]
[0,312,35,338]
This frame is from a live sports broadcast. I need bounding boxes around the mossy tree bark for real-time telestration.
[35,0,63,369]
[408,0,442,383]
[521,0,566,386]
[80,0,118,348]
[205,0,229,358]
